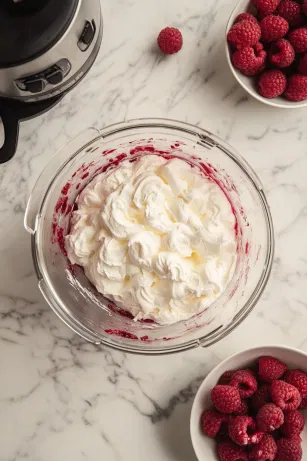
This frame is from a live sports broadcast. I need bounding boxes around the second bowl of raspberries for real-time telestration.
[225,0,307,107]
[190,345,307,461]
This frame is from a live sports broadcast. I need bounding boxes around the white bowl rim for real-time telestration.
[190,344,307,460]
[225,0,307,109]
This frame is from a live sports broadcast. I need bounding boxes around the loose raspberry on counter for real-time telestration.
[258,69,287,98]
[258,356,288,383]
[260,15,289,42]
[285,74,307,101]
[249,434,278,461]
[219,370,236,385]
[281,410,305,438]
[269,39,295,68]
[230,370,258,399]
[277,0,304,27]
[284,369,307,397]
[232,44,266,76]
[253,0,281,16]
[298,54,307,75]
[227,20,261,49]
[235,13,259,24]
[256,403,285,432]
[201,410,228,438]
[229,416,264,446]
[218,440,248,461]
[211,385,242,414]
[289,27,307,53]
[276,438,303,461]
[271,380,302,410]
[157,27,183,54]
[252,384,272,410]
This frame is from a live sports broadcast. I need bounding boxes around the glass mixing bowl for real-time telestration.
[25,119,274,355]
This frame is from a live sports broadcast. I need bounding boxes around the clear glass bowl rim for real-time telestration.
[28,117,275,355]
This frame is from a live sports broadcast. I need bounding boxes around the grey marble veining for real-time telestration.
[1,0,307,459]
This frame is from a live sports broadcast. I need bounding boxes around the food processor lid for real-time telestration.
[0,0,79,68]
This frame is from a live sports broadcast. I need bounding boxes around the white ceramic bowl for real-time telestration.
[190,345,307,461]
[225,0,307,109]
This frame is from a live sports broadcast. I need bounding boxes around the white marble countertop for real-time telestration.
[1,0,307,459]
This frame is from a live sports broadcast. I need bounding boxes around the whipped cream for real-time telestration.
[65,155,237,325]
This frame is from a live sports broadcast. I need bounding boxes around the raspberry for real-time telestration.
[235,13,259,24]
[299,395,307,409]
[277,0,304,26]
[260,15,289,42]
[234,400,249,416]
[211,385,241,414]
[232,43,267,76]
[289,27,307,53]
[284,370,307,397]
[258,356,288,383]
[157,27,183,54]
[289,435,302,444]
[201,409,228,438]
[276,438,303,461]
[258,69,287,98]
[218,440,248,461]
[287,435,303,444]
[298,54,307,75]
[271,380,302,411]
[256,403,285,431]
[219,370,236,385]
[249,434,278,461]
[253,0,280,15]
[269,39,295,68]
[252,385,271,410]
[227,20,261,49]
[229,416,264,446]
[290,435,303,443]
[230,370,258,399]
[285,74,307,101]
[281,410,305,438]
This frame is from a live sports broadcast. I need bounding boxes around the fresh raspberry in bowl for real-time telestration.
[256,403,285,432]
[190,346,307,461]
[249,434,277,461]
[232,43,266,76]
[276,438,303,461]
[252,0,280,16]
[258,356,288,382]
[229,416,264,445]
[284,370,307,398]
[227,20,261,48]
[258,69,287,98]
[289,27,307,53]
[226,0,307,106]
[217,440,248,461]
[260,15,289,42]
[271,380,302,411]
[269,39,295,68]
[277,0,304,27]
[285,74,307,101]
[235,12,259,23]
[281,410,305,438]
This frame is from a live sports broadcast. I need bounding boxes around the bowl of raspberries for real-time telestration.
[190,345,307,461]
[226,0,307,107]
